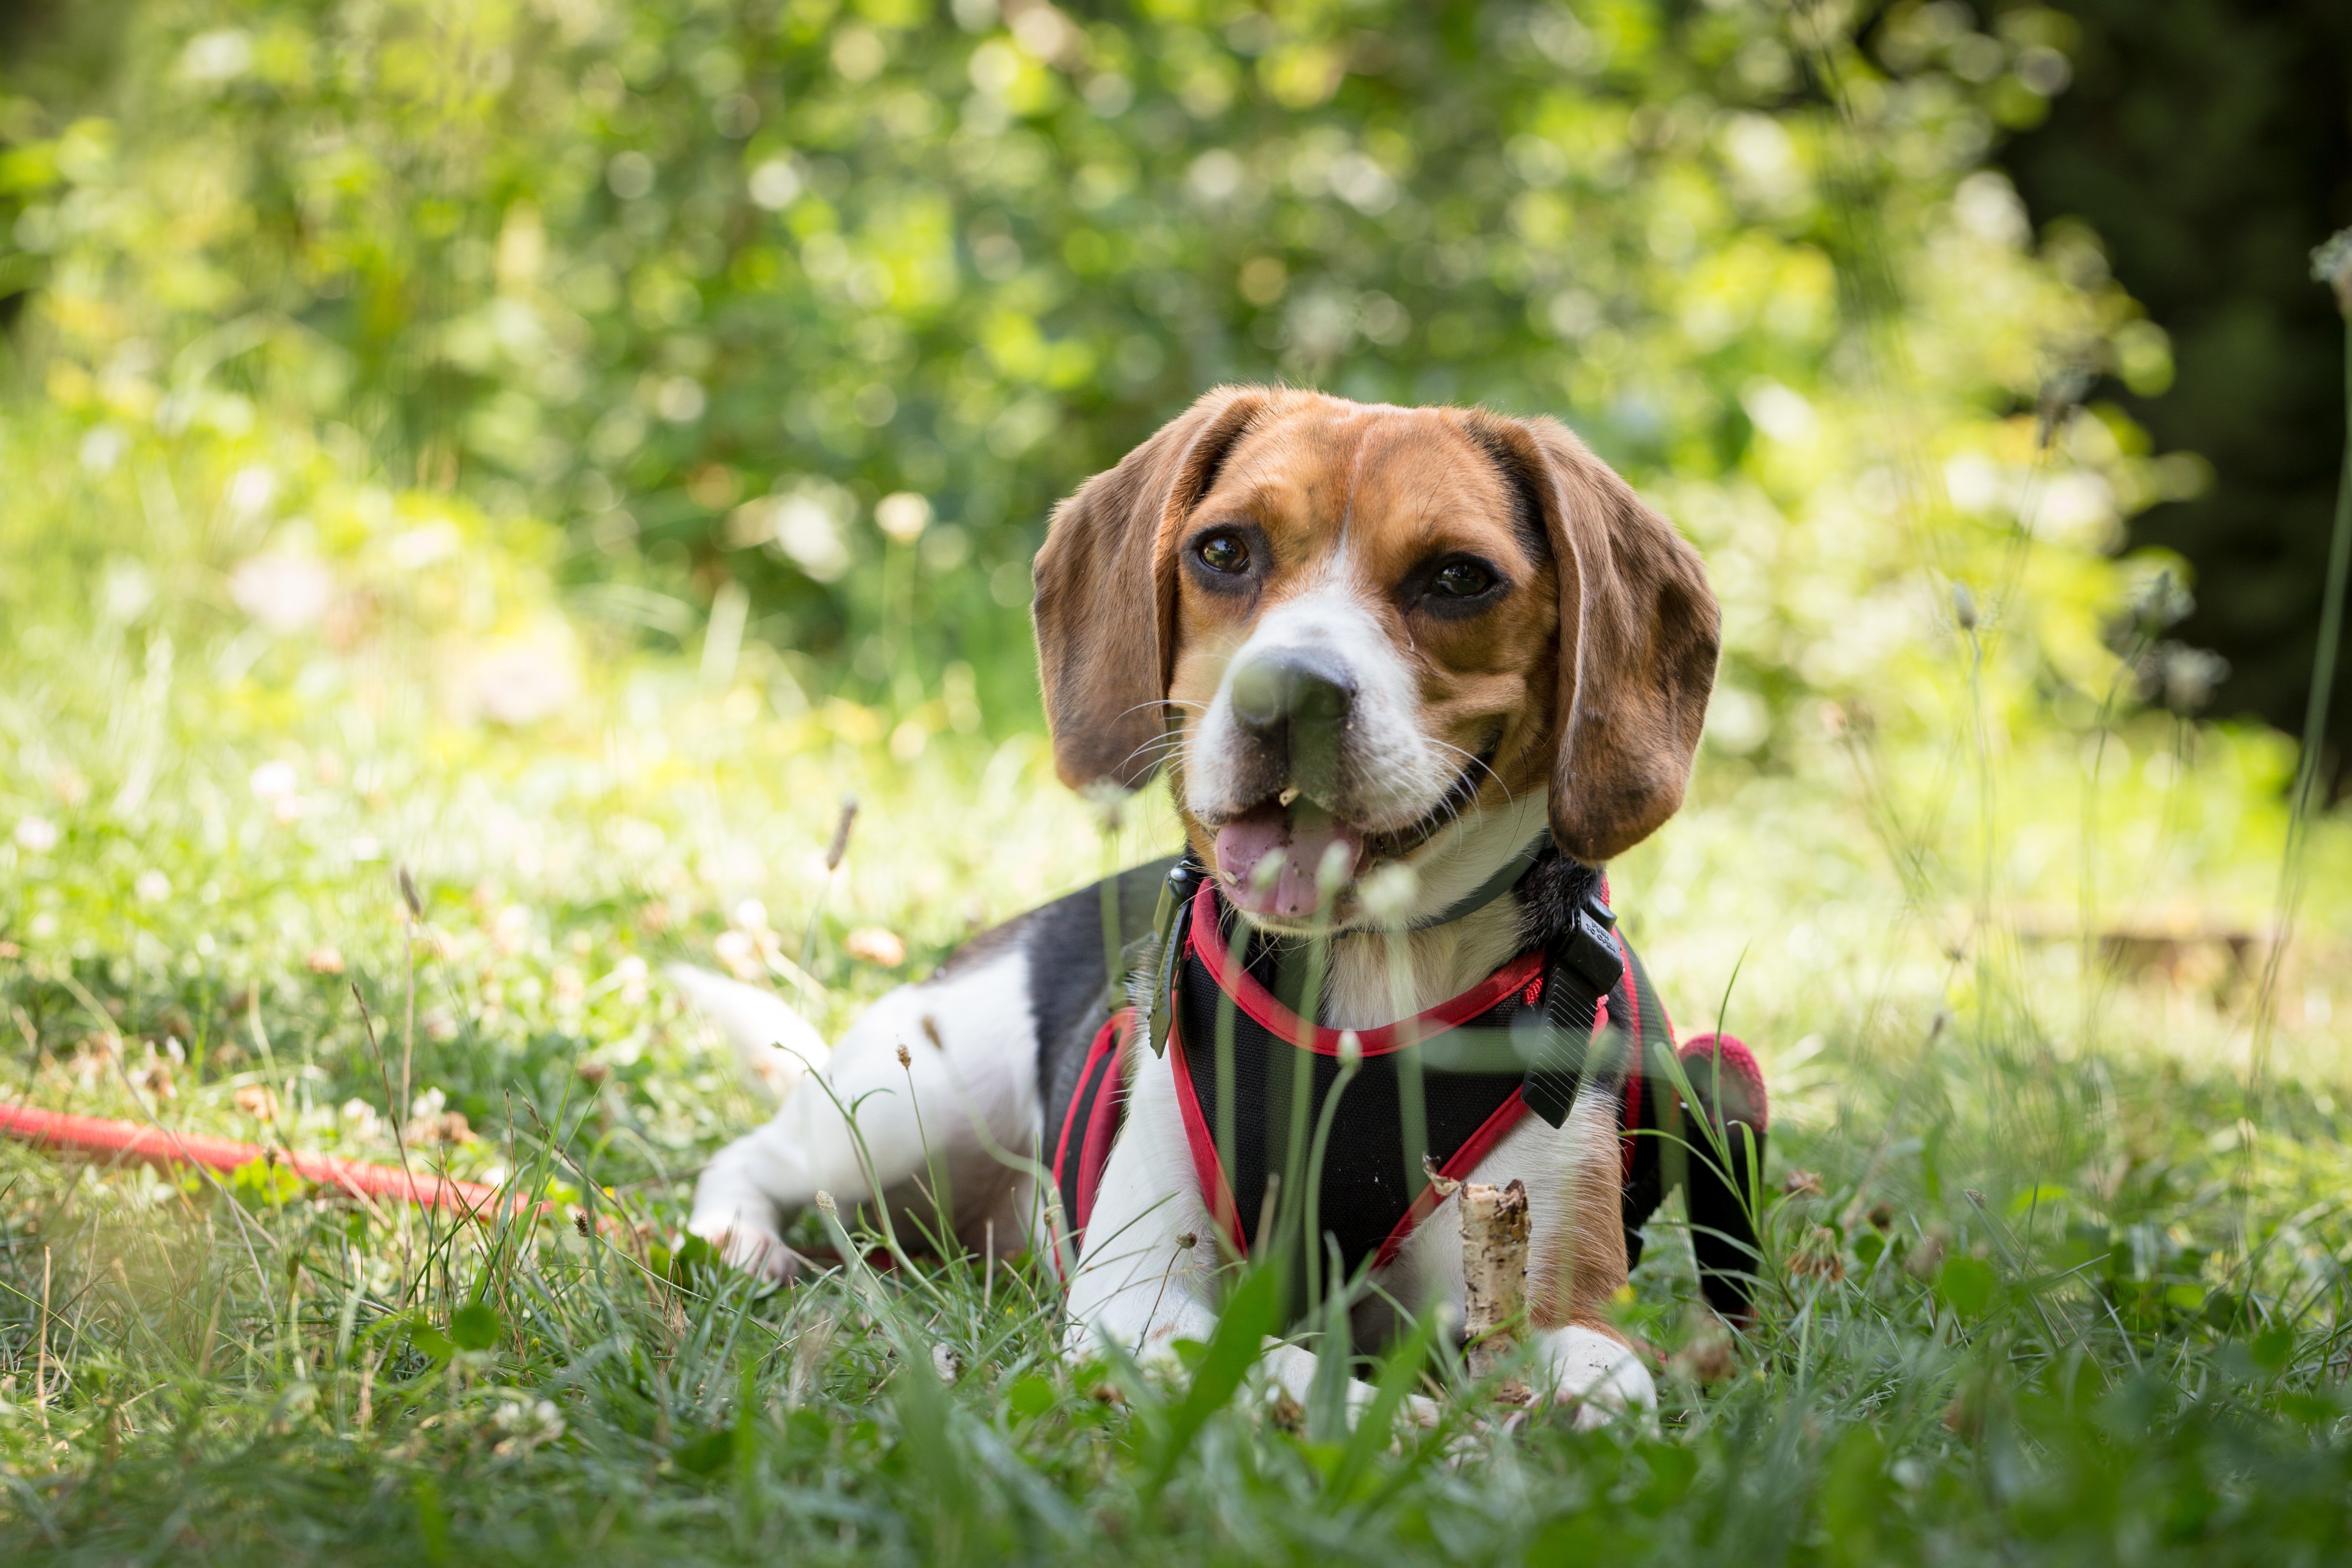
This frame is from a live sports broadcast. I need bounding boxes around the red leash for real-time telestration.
[0,1101,511,1217]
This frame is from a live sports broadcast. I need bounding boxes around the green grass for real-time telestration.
[6,1,2352,1554]
[6,397,2352,1566]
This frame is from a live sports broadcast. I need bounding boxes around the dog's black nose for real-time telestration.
[1230,646,1356,736]
[1229,648,1355,798]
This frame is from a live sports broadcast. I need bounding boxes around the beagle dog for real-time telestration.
[688,387,1735,1424]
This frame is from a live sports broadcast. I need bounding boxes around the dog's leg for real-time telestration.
[688,946,1038,1279]
[1524,1086,1658,1430]
[1059,1049,1220,1354]
[1061,1051,1433,1425]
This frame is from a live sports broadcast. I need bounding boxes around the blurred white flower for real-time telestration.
[1329,153,1396,215]
[250,760,300,799]
[490,1396,565,1455]
[2039,472,2116,544]
[135,870,172,902]
[230,553,335,633]
[469,641,577,726]
[389,521,461,569]
[654,376,706,423]
[411,1087,447,1121]
[1943,453,2007,514]
[79,425,129,474]
[1188,149,1244,203]
[181,28,253,83]
[226,464,279,518]
[1953,171,2030,250]
[492,903,531,955]
[748,157,802,210]
[875,491,931,544]
[779,498,850,579]
[99,558,156,622]
[14,817,60,854]
[713,928,763,982]
[1742,381,1817,444]
[1704,686,1770,756]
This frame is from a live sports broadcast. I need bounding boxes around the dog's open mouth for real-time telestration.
[1211,747,1496,920]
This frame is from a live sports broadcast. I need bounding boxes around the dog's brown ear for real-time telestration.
[1473,414,1720,864]
[1032,386,1269,792]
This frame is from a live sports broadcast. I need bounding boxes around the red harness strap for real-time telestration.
[1048,880,1666,1274]
[1046,1006,1134,1276]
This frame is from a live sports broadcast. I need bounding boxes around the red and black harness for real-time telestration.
[1048,851,1770,1316]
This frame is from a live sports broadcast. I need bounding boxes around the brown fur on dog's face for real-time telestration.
[1033,387,1718,924]
[1163,405,1562,829]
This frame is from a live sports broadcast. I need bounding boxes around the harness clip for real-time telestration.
[1143,859,1198,1057]
[1521,884,1624,1127]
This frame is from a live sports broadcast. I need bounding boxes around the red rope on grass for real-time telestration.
[0,1101,512,1217]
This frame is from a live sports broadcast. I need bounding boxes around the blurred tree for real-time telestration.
[1997,0,2352,790]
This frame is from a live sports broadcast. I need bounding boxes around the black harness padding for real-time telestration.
[1171,891,1554,1280]
[1037,849,1769,1320]
[1027,856,1179,1158]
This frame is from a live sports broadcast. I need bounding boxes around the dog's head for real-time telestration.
[1032,387,1719,932]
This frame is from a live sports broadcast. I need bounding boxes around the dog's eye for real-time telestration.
[1197,533,1251,574]
[1429,560,1495,599]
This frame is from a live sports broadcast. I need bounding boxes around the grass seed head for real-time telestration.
[2313,227,2352,312]
[824,795,859,871]
[1791,1224,1846,1280]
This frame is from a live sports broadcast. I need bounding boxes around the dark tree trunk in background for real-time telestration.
[1998,0,2352,791]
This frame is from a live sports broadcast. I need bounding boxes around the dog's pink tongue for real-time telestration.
[1215,807,1362,919]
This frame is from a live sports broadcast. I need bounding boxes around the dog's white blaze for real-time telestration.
[1184,573,1456,835]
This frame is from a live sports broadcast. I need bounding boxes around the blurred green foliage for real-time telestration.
[0,0,2179,757]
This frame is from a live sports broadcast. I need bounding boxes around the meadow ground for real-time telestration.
[5,416,2352,1565]
[7,2,2352,1559]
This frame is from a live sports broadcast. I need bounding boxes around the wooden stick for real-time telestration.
[1460,1177,1532,1403]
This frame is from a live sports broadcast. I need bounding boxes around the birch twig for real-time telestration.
[1460,1177,1531,1404]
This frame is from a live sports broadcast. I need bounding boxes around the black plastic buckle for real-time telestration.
[1557,894,1621,994]
[1145,859,1199,1057]
[1522,887,1622,1127]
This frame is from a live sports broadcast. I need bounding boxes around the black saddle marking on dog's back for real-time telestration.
[1026,856,1178,1164]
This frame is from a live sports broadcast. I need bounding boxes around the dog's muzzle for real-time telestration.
[1227,646,1356,805]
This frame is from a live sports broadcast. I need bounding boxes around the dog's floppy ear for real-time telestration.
[1473,414,1720,864]
[1032,386,1268,792]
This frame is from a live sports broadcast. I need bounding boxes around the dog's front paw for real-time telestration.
[1541,1325,1659,1433]
[688,1212,799,1283]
